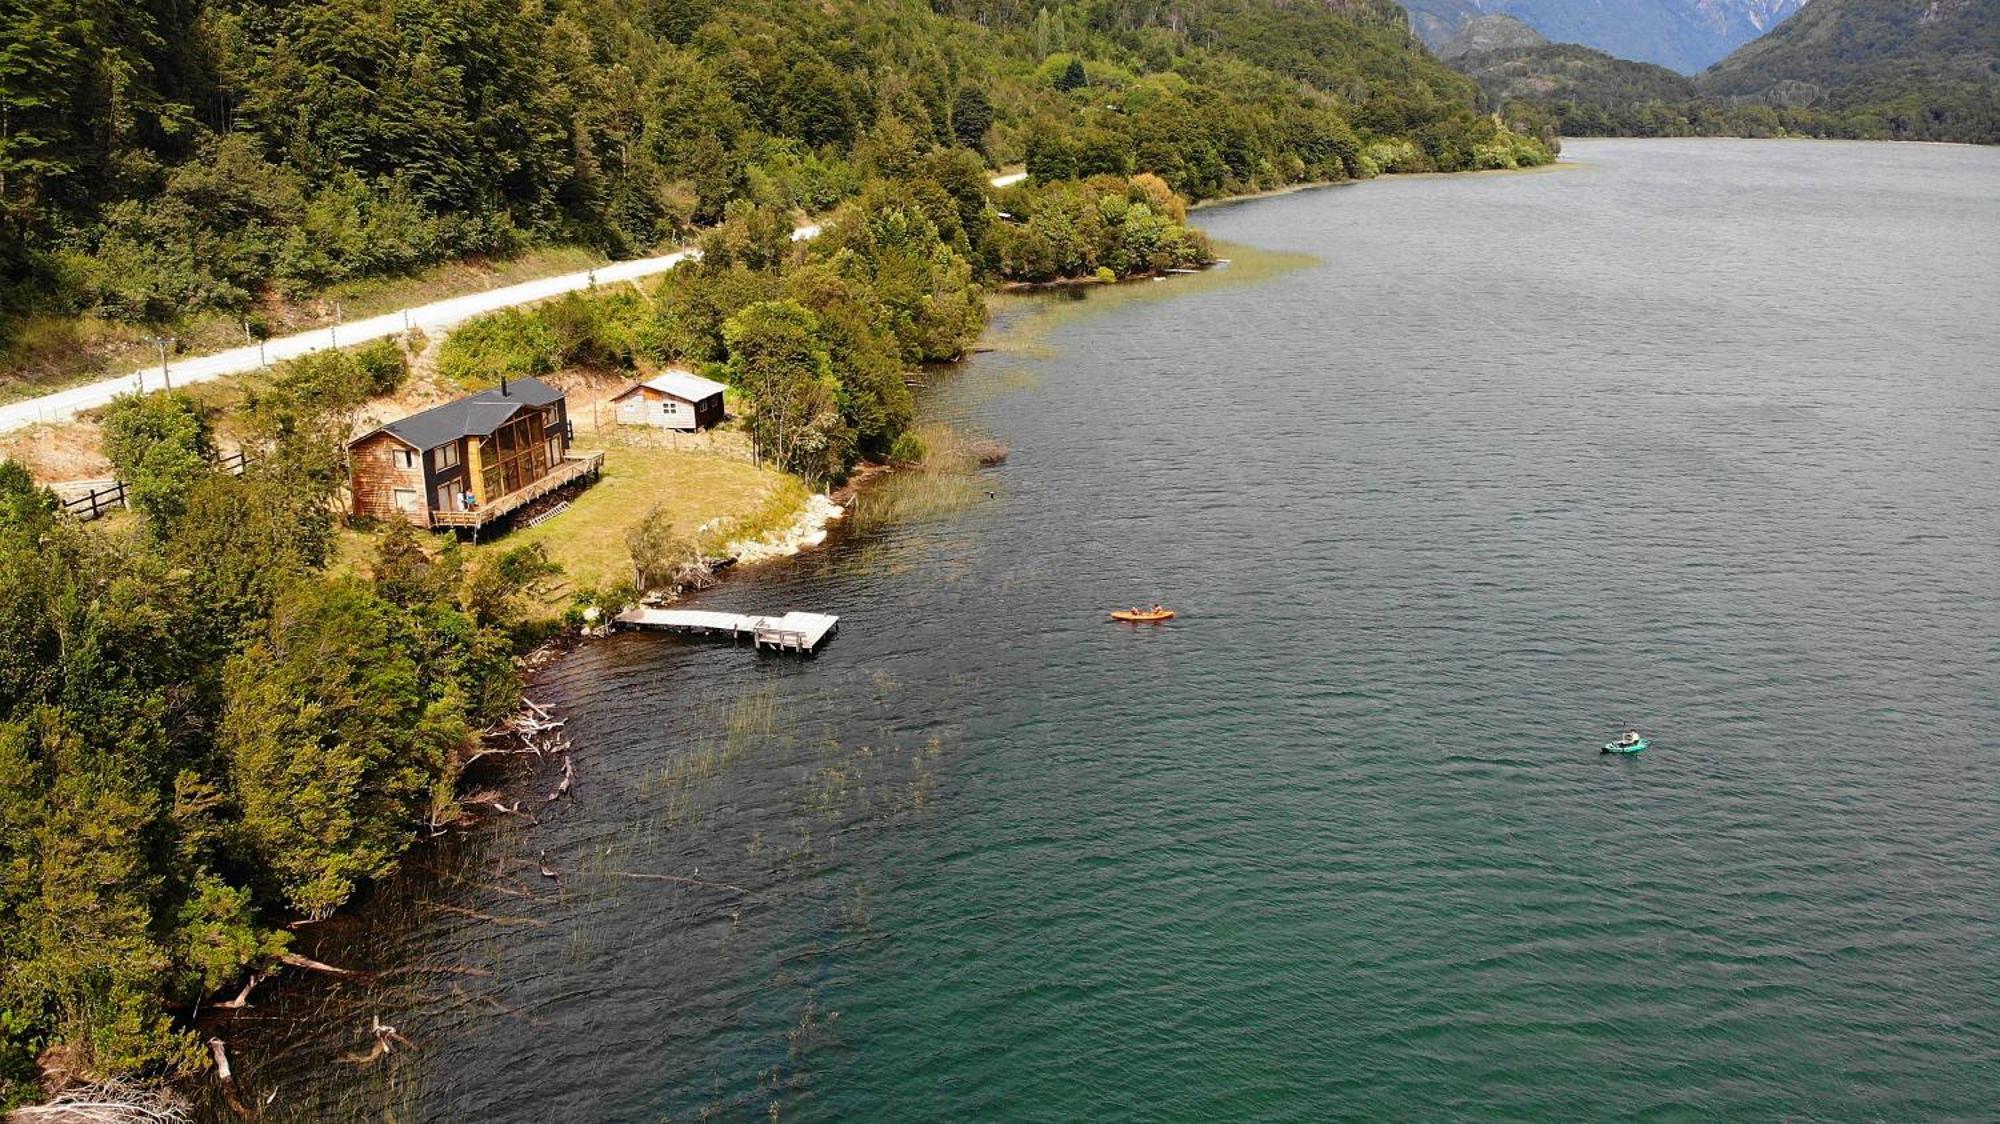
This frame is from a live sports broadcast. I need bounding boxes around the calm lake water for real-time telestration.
[235,138,2000,1120]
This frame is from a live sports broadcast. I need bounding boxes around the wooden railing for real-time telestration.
[430,451,604,529]
[59,450,255,522]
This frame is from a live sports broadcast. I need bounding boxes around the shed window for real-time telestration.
[392,448,417,470]
[432,443,460,470]
[392,488,421,513]
[660,400,680,414]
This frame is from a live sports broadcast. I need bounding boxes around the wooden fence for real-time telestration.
[59,450,255,523]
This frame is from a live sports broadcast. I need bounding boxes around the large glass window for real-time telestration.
[477,412,557,499]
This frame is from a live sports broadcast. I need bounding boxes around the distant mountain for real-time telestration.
[1406,0,1489,46]
[1438,14,1550,58]
[1403,0,1810,72]
[1451,0,2000,143]
[1455,42,1698,103]
[1700,0,2000,102]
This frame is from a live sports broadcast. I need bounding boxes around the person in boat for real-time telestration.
[1150,603,1164,614]
[1621,729,1641,746]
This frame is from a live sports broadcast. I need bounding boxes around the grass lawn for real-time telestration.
[336,444,807,619]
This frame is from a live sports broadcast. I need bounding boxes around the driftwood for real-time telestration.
[336,1017,415,1068]
[278,951,355,978]
[545,754,574,804]
[212,973,262,1010]
[10,1082,189,1124]
[206,1039,250,1121]
[536,850,560,882]
[460,707,568,769]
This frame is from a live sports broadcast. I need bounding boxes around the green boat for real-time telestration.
[1601,738,1649,755]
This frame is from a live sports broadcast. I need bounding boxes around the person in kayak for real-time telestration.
[1621,729,1641,746]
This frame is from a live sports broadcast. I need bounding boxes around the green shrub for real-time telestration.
[99,391,217,534]
[436,308,559,388]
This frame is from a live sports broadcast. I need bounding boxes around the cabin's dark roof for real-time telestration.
[356,378,564,452]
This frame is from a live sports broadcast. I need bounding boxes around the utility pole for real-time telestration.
[150,335,176,390]
[331,299,343,347]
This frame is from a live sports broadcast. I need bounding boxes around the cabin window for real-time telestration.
[660,400,680,415]
[434,484,457,512]
[392,448,417,470]
[392,488,420,513]
[432,443,460,471]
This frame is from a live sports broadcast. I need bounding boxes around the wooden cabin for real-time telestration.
[608,369,728,431]
[347,377,602,531]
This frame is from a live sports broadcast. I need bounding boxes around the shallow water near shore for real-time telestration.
[229,138,2000,1120]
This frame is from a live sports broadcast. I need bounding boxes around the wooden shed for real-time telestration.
[347,377,602,531]
[609,369,728,431]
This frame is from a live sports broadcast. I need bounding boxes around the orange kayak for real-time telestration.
[1109,609,1175,622]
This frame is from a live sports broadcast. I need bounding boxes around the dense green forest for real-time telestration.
[1459,0,2000,144]
[0,356,549,1100]
[0,0,1547,353]
[1698,0,2000,142]
[0,0,1551,1106]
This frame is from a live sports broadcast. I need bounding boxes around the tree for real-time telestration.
[99,392,217,535]
[1025,128,1078,183]
[722,300,847,482]
[222,579,466,919]
[1056,58,1088,93]
[0,0,79,210]
[371,521,445,608]
[626,506,703,593]
[950,87,993,152]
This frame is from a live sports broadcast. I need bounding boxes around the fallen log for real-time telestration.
[279,951,356,977]
[207,1039,251,1120]
[11,1081,191,1124]
[213,973,262,1010]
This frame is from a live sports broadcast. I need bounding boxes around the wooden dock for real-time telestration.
[614,607,840,653]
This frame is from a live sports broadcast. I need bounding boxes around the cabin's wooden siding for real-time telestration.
[350,432,430,526]
[612,386,724,431]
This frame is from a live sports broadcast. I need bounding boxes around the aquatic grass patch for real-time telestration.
[849,420,1007,532]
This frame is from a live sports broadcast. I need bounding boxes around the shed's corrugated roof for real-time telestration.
[622,369,728,403]
[356,378,564,451]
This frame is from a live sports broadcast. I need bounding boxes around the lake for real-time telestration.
[237,138,2000,1120]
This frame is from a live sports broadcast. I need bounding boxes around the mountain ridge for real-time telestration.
[1451,0,2000,143]
[1403,0,1810,72]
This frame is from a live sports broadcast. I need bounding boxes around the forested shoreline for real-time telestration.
[0,0,1554,1109]
[0,0,1546,367]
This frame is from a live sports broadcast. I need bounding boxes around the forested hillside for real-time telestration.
[1699,0,2000,139]
[0,0,1545,357]
[1459,0,2000,142]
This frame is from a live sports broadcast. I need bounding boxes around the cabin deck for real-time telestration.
[431,451,605,530]
[615,607,840,653]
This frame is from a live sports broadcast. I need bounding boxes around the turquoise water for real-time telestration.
[238,139,2000,1120]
